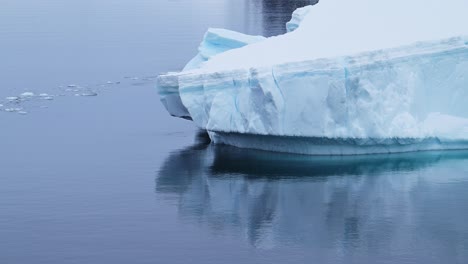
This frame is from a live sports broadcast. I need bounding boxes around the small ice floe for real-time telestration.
[80,92,98,97]
[6,96,19,101]
[4,107,22,112]
[0,104,3,107]
[39,93,54,100]
[20,92,35,98]
[18,111,28,115]
[40,105,48,109]
[67,84,78,88]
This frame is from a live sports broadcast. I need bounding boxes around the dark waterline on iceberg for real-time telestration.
[210,131,468,155]
[2,0,468,264]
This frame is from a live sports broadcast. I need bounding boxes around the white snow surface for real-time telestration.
[198,0,468,72]
[158,0,468,154]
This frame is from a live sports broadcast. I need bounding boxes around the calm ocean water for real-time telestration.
[1,0,468,263]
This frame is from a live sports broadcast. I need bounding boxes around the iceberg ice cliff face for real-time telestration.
[157,0,468,155]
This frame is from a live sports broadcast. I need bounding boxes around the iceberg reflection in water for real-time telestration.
[156,133,468,262]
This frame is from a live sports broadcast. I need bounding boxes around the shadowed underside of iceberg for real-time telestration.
[157,0,468,155]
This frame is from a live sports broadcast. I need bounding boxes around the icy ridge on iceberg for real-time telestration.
[183,28,266,71]
[157,1,468,155]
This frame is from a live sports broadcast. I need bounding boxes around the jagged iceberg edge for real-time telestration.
[158,28,265,119]
[210,132,468,155]
[285,5,315,33]
[157,72,192,119]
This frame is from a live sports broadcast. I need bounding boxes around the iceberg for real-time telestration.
[157,0,468,155]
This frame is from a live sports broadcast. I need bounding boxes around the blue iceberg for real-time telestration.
[157,0,468,155]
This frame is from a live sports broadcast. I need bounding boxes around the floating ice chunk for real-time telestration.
[0,104,3,107]
[20,92,35,98]
[67,84,78,88]
[18,111,28,115]
[39,93,54,100]
[6,96,19,101]
[80,92,98,97]
[157,0,468,155]
[4,108,22,112]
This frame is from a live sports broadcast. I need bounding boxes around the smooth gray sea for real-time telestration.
[1,0,468,263]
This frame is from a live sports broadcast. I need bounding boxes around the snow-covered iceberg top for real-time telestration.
[199,0,468,72]
[157,0,468,155]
